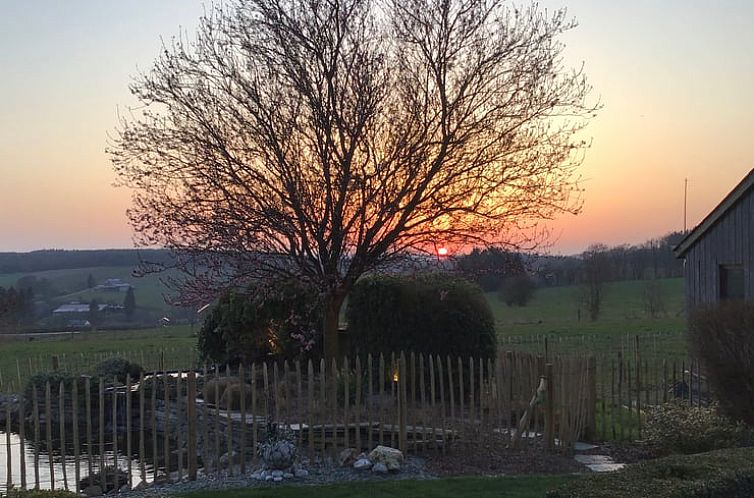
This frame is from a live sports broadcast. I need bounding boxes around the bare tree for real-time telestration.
[111,0,598,361]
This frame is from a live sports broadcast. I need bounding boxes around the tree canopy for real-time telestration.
[111,0,597,360]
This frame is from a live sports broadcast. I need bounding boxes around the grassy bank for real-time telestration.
[178,475,578,498]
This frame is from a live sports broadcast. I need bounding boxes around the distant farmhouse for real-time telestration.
[95,278,133,292]
[53,303,124,314]
[674,167,754,308]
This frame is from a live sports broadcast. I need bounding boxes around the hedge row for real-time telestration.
[548,447,754,498]
[346,273,496,359]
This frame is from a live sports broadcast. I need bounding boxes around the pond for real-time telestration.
[0,430,155,492]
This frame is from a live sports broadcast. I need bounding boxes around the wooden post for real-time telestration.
[176,371,183,482]
[367,354,374,451]
[355,356,362,451]
[343,357,350,450]
[126,374,132,489]
[187,370,198,481]
[85,377,92,483]
[19,391,26,490]
[239,364,246,475]
[164,368,171,483]
[544,363,555,450]
[585,356,597,441]
[112,376,118,492]
[319,359,326,454]
[139,372,145,484]
[378,354,385,446]
[399,352,408,454]
[6,401,11,490]
[151,373,158,483]
[46,381,54,490]
[307,360,314,451]
[225,364,233,477]
[252,363,258,464]
[436,355,445,453]
[33,386,40,489]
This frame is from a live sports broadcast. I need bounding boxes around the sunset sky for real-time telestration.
[1,1,753,255]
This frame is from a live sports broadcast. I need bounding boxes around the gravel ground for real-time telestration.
[119,454,436,498]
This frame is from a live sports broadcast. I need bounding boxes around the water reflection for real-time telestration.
[0,431,154,492]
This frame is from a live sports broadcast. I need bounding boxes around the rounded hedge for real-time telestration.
[345,273,496,359]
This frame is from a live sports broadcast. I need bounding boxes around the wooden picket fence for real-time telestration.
[1,350,596,492]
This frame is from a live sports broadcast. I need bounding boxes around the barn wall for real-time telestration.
[684,188,754,309]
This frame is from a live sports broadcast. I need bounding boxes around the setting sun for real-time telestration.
[438,247,449,256]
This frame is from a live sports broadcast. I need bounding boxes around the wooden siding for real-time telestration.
[684,186,754,309]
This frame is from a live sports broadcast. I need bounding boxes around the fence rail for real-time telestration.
[1,350,595,492]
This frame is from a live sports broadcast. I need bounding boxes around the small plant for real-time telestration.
[257,423,297,470]
[94,357,143,383]
[643,402,750,455]
[78,466,129,494]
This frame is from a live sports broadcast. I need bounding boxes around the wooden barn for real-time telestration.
[674,167,754,308]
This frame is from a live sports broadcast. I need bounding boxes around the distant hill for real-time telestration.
[0,249,172,274]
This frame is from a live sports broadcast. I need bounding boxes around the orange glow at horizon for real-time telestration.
[1,1,753,255]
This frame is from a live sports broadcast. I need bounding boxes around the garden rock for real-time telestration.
[354,458,373,470]
[368,445,403,471]
[294,468,309,478]
[338,447,359,467]
[372,462,389,473]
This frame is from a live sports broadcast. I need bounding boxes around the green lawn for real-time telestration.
[178,475,578,498]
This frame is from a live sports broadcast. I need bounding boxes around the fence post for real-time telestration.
[585,356,597,441]
[399,352,408,454]
[544,363,555,450]
[187,370,198,481]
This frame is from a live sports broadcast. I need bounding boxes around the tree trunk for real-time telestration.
[323,290,346,365]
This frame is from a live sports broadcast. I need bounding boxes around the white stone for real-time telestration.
[353,458,373,470]
[587,463,626,472]
[573,442,599,452]
[283,472,294,479]
[338,447,359,467]
[574,454,614,465]
[294,468,309,478]
[265,475,274,481]
[271,470,284,478]
[372,462,388,473]
[273,476,283,482]
[368,445,403,472]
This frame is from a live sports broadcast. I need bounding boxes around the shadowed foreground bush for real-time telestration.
[643,402,750,455]
[547,447,754,498]
[1,489,78,498]
[689,302,754,426]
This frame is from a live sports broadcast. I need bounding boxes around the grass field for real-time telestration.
[489,278,688,360]
[0,265,178,312]
[178,475,578,498]
[0,325,197,392]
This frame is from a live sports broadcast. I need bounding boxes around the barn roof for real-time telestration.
[674,167,754,258]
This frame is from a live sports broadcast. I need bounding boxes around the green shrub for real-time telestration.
[643,402,750,455]
[198,280,322,365]
[1,488,78,498]
[548,447,754,498]
[346,273,496,359]
[219,382,254,410]
[78,466,128,494]
[94,357,143,383]
[689,302,754,426]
